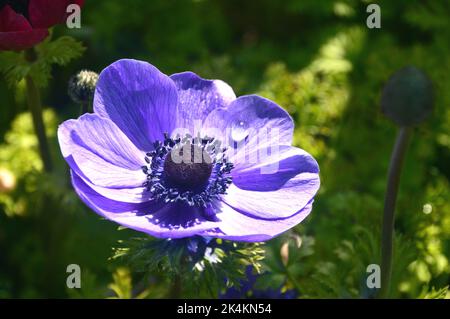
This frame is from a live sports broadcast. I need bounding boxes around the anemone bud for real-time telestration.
[68,70,99,105]
[381,66,433,127]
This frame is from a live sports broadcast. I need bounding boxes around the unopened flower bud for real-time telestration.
[381,66,433,126]
[68,70,99,105]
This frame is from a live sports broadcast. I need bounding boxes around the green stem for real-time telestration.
[169,273,182,299]
[168,253,186,299]
[80,101,89,115]
[285,268,301,293]
[379,127,412,298]
[25,48,53,172]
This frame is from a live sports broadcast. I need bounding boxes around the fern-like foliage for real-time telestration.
[111,235,265,298]
[0,35,85,88]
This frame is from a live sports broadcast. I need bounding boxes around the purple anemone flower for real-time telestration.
[58,59,320,242]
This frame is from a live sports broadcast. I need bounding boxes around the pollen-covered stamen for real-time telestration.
[142,133,233,207]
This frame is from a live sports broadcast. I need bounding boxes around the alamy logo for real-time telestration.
[66,264,81,289]
[366,4,381,29]
[66,4,81,29]
[366,264,381,289]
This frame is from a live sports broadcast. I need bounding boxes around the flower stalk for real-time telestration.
[379,127,412,298]
[25,48,53,172]
[169,274,182,299]
[80,101,89,115]
[378,66,432,298]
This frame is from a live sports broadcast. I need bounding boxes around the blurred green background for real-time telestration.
[0,0,449,298]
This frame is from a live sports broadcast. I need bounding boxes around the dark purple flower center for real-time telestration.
[142,133,233,207]
[1,0,30,18]
[163,144,213,191]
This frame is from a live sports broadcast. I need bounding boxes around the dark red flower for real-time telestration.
[0,0,84,51]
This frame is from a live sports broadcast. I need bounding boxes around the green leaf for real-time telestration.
[111,236,265,298]
[108,267,133,299]
[31,36,85,88]
[419,286,449,299]
[0,52,30,87]
[36,36,85,67]
[0,35,85,88]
